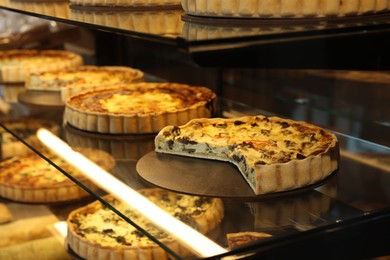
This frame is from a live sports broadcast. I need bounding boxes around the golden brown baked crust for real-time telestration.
[64,82,216,134]
[70,9,183,37]
[226,232,272,248]
[182,0,390,18]
[0,147,115,203]
[69,0,180,7]
[67,188,224,260]
[155,115,339,195]
[0,50,83,83]
[25,65,144,101]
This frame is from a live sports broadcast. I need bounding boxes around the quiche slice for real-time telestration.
[67,188,224,260]
[155,115,339,195]
[0,147,115,203]
[182,0,390,18]
[25,65,144,101]
[0,49,83,83]
[64,82,216,134]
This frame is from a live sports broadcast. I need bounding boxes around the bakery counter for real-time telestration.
[2,0,390,69]
[0,80,389,259]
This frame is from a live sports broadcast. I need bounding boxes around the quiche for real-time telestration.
[182,0,390,18]
[67,188,224,260]
[155,115,339,195]
[64,82,216,134]
[25,66,144,102]
[0,49,83,83]
[0,147,115,203]
[0,118,60,159]
[70,0,180,8]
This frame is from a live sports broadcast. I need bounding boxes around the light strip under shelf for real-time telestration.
[37,128,228,258]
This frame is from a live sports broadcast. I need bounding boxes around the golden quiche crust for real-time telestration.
[0,50,83,83]
[155,115,339,195]
[0,147,115,203]
[64,82,216,134]
[67,188,224,260]
[69,0,180,7]
[182,0,390,18]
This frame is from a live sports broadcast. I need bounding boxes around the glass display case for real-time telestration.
[0,1,389,259]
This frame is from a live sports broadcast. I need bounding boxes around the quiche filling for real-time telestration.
[27,66,144,90]
[69,193,215,247]
[155,115,339,194]
[157,116,334,165]
[67,84,215,115]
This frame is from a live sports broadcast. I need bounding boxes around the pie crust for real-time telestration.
[226,232,272,248]
[155,115,339,195]
[0,50,83,83]
[70,9,183,37]
[67,188,224,260]
[69,0,181,8]
[25,65,144,102]
[0,118,60,160]
[181,0,390,18]
[0,147,115,203]
[64,82,216,134]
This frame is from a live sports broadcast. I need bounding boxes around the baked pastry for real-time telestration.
[181,0,390,18]
[0,50,83,83]
[67,188,224,260]
[155,115,339,195]
[25,65,144,101]
[64,82,216,134]
[0,118,60,159]
[70,0,180,8]
[226,232,272,248]
[0,147,115,203]
[70,9,183,37]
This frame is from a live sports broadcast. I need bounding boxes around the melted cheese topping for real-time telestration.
[67,83,215,115]
[31,66,142,89]
[99,92,183,113]
[158,116,335,165]
[0,51,78,66]
[69,191,214,247]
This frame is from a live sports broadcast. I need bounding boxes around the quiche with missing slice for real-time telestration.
[64,82,216,134]
[25,66,144,102]
[0,147,115,203]
[155,115,339,195]
[0,49,83,83]
[67,188,224,260]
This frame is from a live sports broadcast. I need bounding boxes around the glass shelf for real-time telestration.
[1,0,390,68]
[0,2,389,258]
[0,81,389,259]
